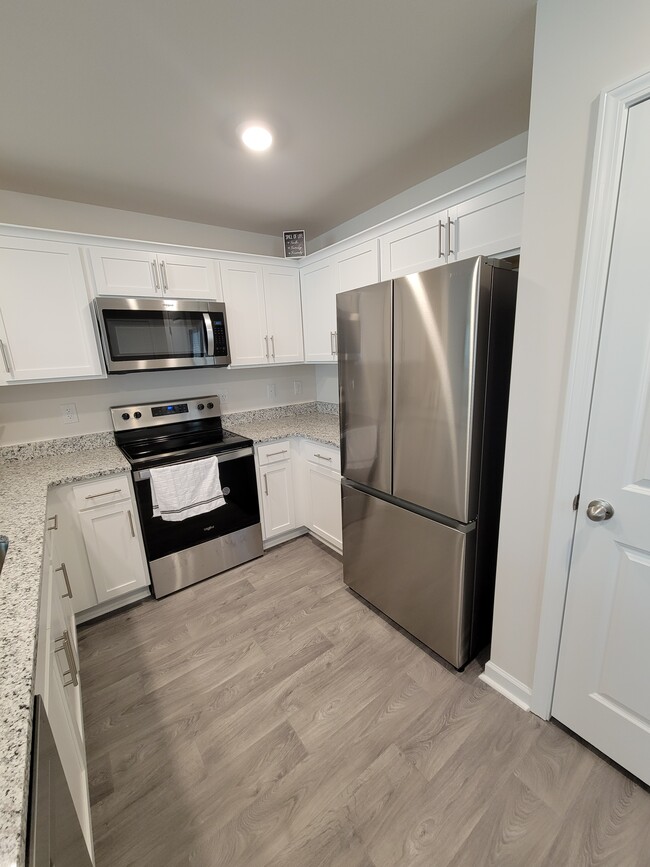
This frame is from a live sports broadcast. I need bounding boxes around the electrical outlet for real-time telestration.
[293,380,303,396]
[60,403,78,424]
[267,383,277,401]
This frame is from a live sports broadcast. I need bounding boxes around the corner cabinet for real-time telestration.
[88,246,222,300]
[301,442,342,550]
[0,238,103,384]
[221,261,303,366]
[301,239,379,363]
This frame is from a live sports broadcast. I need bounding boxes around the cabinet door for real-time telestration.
[336,239,380,293]
[263,265,304,364]
[89,246,160,296]
[300,259,337,363]
[220,261,268,366]
[305,464,342,550]
[260,461,296,539]
[0,239,103,383]
[79,500,149,603]
[451,177,525,262]
[158,253,220,300]
[380,210,448,279]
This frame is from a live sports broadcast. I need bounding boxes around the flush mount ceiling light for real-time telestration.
[240,123,273,152]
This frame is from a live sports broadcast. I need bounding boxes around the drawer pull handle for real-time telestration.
[47,514,58,531]
[55,562,73,599]
[55,631,79,688]
[266,450,288,457]
[85,488,122,499]
[315,454,333,462]
[128,509,136,537]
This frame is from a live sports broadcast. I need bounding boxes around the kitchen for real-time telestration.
[2,0,650,865]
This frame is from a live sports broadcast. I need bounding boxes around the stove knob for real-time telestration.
[197,403,205,411]
[207,402,214,410]
[121,412,130,421]
[134,411,142,419]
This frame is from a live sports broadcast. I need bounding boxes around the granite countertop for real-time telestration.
[226,410,340,447]
[0,402,340,866]
[0,438,130,867]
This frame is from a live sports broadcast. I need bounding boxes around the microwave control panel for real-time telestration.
[213,315,229,357]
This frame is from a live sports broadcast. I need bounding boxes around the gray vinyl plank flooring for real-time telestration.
[78,535,650,866]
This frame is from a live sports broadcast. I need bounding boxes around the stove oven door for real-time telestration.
[132,447,263,597]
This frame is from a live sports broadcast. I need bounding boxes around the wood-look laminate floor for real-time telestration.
[79,536,650,866]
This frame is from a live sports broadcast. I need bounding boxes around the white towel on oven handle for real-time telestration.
[149,455,225,522]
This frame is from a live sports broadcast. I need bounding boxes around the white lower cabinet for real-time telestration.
[255,438,342,552]
[78,497,148,603]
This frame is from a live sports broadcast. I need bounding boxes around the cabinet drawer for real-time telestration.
[72,475,130,511]
[257,441,292,465]
[303,442,341,472]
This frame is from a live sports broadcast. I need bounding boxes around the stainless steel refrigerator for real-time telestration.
[337,256,517,669]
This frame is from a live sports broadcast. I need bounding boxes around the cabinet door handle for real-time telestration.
[128,509,136,537]
[85,488,121,499]
[152,260,161,293]
[47,514,58,532]
[437,219,443,259]
[160,260,169,294]
[266,449,288,457]
[0,339,11,374]
[270,335,275,359]
[315,453,333,462]
[447,216,454,256]
[264,335,270,360]
[55,562,73,599]
[263,473,269,496]
[55,631,79,688]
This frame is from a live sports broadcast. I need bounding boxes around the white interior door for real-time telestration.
[552,96,650,785]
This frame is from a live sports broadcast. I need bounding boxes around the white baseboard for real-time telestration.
[479,661,532,712]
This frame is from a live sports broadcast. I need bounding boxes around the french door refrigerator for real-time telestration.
[337,256,517,669]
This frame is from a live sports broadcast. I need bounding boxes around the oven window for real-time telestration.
[103,309,207,361]
[134,453,261,562]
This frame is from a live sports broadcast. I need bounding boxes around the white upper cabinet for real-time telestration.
[220,261,269,366]
[449,177,525,262]
[336,239,379,294]
[0,238,103,384]
[301,259,337,363]
[380,209,448,279]
[263,265,304,364]
[89,246,220,300]
[221,261,303,366]
[301,240,379,364]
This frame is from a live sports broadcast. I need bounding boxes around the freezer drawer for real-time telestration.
[342,483,475,668]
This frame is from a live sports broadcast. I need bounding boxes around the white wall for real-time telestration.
[315,366,339,404]
[0,365,316,445]
[309,134,528,252]
[0,189,282,256]
[489,0,650,693]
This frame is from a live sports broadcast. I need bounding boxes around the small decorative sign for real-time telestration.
[283,230,306,259]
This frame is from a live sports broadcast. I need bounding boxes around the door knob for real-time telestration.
[586,499,614,522]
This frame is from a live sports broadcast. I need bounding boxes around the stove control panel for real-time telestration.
[111,395,222,431]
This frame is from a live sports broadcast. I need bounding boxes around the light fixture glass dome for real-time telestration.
[240,124,273,152]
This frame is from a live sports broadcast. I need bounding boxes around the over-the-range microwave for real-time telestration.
[94,297,231,373]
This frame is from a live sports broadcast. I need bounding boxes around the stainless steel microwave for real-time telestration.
[94,297,231,373]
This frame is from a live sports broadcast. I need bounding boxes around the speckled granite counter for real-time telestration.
[225,410,340,447]
[0,440,130,867]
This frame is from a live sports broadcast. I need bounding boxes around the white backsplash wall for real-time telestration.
[315,365,339,404]
[0,365,316,445]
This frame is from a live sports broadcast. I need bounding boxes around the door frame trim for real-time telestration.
[530,69,650,718]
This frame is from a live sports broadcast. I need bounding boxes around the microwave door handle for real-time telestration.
[202,313,215,357]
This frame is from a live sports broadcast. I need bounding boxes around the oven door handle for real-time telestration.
[132,446,253,481]
[203,313,215,357]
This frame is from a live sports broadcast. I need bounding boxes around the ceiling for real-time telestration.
[0,1,536,240]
